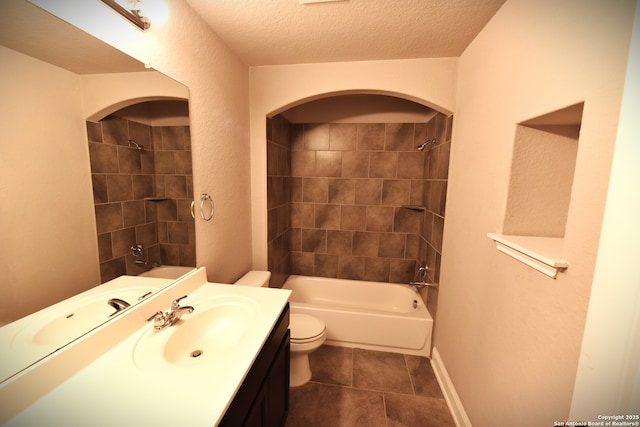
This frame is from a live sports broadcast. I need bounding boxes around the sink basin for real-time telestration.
[132,293,261,369]
[12,286,158,349]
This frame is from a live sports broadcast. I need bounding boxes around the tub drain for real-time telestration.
[190,349,203,358]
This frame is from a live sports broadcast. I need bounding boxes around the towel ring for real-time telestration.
[199,193,214,221]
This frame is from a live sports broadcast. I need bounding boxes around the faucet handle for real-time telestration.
[146,310,165,323]
[171,295,188,310]
[416,265,430,281]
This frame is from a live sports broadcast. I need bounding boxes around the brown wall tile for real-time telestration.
[302,178,329,203]
[353,232,379,257]
[305,124,330,150]
[330,123,357,151]
[314,254,338,277]
[266,114,452,298]
[357,123,385,151]
[370,152,398,178]
[385,123,414,151]
[89,143,118,173]
[382,179,411,206]
[315,204,342,229]
[355,179,382,205]
[342,151,370,178]
[327,230,353,255]
[315,151,342,177]
[366,206,394,232]
[341,205,367,231]
[379,233,406,258]
[89,117,194,279]
[329,178,355,204]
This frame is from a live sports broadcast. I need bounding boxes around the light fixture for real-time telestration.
[101,0,151,30]
[298,0,349,3]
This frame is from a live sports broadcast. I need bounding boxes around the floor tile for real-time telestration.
[352,348,413,394]
[287,346,456,426]
[405,354,444,399]
[287,382,386,427]
[309,345,353,386]
[384,392,456,427]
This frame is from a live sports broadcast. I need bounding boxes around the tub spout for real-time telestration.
[409,280,438,289]
[409,281,438,289]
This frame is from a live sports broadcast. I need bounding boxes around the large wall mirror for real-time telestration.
[0,0,194,382]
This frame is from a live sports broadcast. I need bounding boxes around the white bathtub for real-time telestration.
[138,266,195,280]
[283,275,433,357]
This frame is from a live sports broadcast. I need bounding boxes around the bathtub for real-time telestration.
[282,275,433,357]
[138,265,196,280]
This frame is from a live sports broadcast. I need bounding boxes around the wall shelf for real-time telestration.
[401,205,426,211]
[487,233,568,278]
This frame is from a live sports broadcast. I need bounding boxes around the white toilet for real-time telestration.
[234,271,327,387]
[288,312,326,387]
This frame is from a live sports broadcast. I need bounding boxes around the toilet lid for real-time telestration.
[290,313,325,341]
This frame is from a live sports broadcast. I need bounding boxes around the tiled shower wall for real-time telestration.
[267,112,452,318]
[87,117,195,283]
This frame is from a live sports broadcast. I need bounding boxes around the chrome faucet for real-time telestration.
[107,298,131,317]
[409,266,438,289]
[146,295,195,332]
[131,243,148,265]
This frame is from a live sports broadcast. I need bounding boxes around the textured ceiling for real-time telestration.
[186,0,507,66]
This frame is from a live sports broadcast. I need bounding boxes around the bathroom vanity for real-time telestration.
[220,304,290,426]
[0,268,291,426]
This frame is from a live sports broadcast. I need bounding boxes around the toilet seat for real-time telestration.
[290,313,325,343]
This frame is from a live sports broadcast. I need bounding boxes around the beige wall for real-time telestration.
[250,58,458,270]
[32,0,252,283]
[570,3,640,417]
[0,46,99,323]
[435,0,636,425]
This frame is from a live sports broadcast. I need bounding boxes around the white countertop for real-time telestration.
[0,275,173,383]
[1,268,291,426]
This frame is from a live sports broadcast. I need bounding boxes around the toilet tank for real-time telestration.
[234,271,271,287]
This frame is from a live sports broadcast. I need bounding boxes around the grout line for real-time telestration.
[404,353,417,396]
[382,392,389,427]
[349,346,354,387]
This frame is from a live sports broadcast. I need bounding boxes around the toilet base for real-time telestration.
[289,351,312,387]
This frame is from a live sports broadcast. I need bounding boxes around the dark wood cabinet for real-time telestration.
[220,304,290,427]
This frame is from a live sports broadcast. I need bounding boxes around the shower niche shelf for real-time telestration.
[401,205,426,211]
[487,233,568,279]
[143,197,170,201]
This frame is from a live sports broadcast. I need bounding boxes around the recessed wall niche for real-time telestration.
[503,102,583,238]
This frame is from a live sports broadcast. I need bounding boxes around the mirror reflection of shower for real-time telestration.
[417,138,437,151]
[87,99,195,283]
[128,139,144,150]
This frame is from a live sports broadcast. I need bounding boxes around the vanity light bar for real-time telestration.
[298,0,349,4]
[100,0,150,30]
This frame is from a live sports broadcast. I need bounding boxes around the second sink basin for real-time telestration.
[133,293,261,369]
[11,285,159,350]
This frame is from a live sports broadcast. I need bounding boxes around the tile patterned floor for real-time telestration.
[286,345,456,427]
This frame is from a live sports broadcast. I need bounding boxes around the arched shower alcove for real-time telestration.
[82,72,194,282]
[264,92,452,319]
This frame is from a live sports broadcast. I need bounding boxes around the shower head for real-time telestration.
[417,139,437,151]
[128,139,144,150]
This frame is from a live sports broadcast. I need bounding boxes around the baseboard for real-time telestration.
[431,347,473,427]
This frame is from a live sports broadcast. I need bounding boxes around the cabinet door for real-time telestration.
[244,387,267,427]
[267,330,290,426]
[220,305,290,427]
